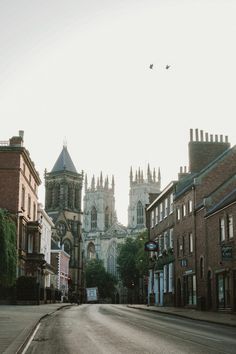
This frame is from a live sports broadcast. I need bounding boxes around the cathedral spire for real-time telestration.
[100,171,103,188]
[130,167,133,186]
[153,168,156,182]
[158,167,161,183]
[112,175,115,192]
[138,167,141,183]
[91,175,95,190]
[147,163,151,182]
[105,176,108,189]
[85,174,88,191]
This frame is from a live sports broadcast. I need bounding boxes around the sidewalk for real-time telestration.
[127,304,236,327]
[0,303,70,354]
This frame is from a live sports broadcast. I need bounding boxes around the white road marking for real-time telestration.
[21,323,41,354]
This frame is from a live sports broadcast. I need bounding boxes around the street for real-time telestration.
[25,304,236,354]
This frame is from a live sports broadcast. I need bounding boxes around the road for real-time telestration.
[25,304,236,354]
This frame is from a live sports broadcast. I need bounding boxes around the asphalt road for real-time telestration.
[25,304,236,354]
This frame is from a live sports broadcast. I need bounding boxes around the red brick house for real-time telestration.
[0,131,43,280]
[174,129,236,312]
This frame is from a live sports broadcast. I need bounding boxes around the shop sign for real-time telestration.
[221,246,233,260]
[144,241,158,252]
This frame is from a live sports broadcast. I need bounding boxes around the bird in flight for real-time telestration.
[165,65,170,69]
[149,64,153,69]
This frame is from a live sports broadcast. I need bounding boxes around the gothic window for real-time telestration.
[137,201,144,225]
[63,239,72,256]
[107,241,117,276]
[87,242,96,259]
[63,239,72,265]
[91,207,97,230]
[105,207,109,229]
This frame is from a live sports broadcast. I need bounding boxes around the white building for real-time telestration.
[38,203,54,288]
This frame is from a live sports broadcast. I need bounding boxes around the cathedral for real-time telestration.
[83,164,161,277]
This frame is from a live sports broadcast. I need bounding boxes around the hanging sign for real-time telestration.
[144,241,158,252]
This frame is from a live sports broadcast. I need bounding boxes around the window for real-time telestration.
[105,207,109,229]
[228,215,233,239]
[91,207,97,230]
[33,203,36,221]
[137,201,144,225]
[164,231,169,250]
[87,242,96,259]
[159,203,163,221]
[21,185,25,210]
[28,195,31,218]
[159,234,164,254]
[169,263,173,292]
[189,233,193,253]
[188,200,193,213]
[163,265,168,293]
[28,234,33,253]
[151,210,154,228]
[220,217,225,242]
[182,204,186,217]
[169,228,173,248]
[170,193,173,214]
[176,207,181,221]
[155,206,159,224]
[164,198,168,218]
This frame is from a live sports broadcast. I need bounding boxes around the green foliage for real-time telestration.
[0,209,17,287]
[117,231,149,288]
[85,258,117,299]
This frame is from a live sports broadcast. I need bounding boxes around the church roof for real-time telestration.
[51,145,77,173]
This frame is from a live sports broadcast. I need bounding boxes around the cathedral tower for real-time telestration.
[45,144,83,293]
[128,164,161,230]
[83,173,116,233]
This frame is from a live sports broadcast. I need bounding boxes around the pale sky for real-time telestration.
[1,0,236,225]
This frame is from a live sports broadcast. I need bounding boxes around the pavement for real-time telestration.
[0,303,236,354]
[127,304,236,327]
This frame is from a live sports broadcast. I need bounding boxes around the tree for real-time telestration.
[0,209,17,287]
[85,258,117,299]
[117,231,149,289]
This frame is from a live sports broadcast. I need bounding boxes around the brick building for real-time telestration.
[0,131,43,279]
[146,182,176,306]
[174,129,236,311]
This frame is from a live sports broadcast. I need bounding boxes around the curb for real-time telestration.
[127,305,236,328]
[3,305,71,354]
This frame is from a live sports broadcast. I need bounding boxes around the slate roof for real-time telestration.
[206,188,236,216]
[51,146,77,173]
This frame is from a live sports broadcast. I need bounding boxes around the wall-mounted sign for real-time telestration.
[144,241,158,252]
[221,245,233,260]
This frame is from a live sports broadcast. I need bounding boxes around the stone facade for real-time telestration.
[45,145,83,296]
[128,165,161,231]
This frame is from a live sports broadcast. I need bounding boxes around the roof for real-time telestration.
[206,188,236,216]
[51,145,77,173]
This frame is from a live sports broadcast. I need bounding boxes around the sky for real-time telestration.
[1,0,236,226]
